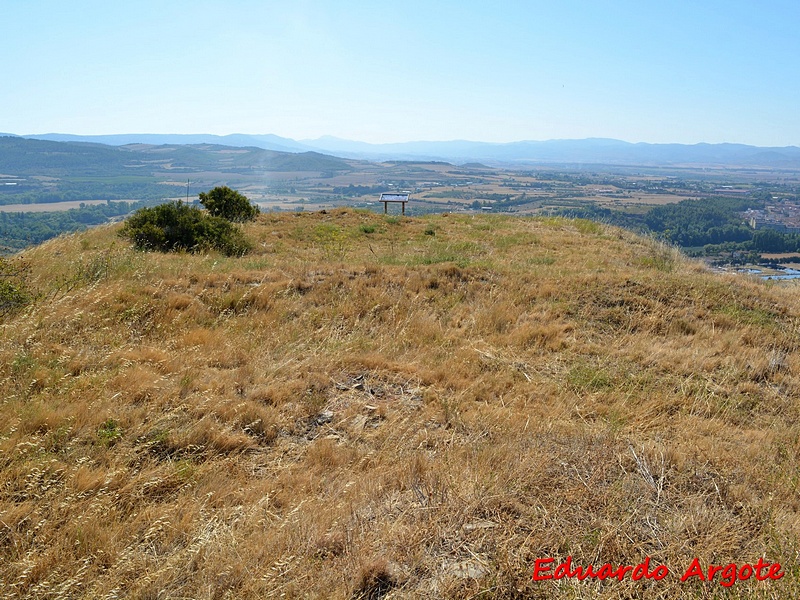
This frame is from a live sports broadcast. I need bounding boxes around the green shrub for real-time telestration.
[97,418,122,446]
[119,201,251,256]
[198,186,259,222]
[0,258,33,317]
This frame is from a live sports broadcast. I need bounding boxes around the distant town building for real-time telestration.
[744,202,800,234]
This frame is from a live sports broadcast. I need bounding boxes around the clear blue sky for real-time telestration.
[3,0,799,146]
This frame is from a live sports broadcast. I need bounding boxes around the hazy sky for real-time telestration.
[4,1,799,146]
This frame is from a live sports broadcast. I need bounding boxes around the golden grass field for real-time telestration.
[1,210,799,598]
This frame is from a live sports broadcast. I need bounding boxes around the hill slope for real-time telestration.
[16,132,314,154]
[1,211,799,598]
[0,136,353,177]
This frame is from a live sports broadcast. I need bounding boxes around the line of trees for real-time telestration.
[0,182,176,205]
[0,201,149,252]
[750,228,800,253]
[551,196,762,249]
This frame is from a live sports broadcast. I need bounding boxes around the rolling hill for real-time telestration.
[1,211,799,598]
[14,133,313,154]
[0,136,354,177]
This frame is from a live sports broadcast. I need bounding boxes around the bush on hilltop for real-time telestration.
[118,200,251,256]
[199,186,260,222]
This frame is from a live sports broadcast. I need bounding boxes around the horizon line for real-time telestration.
[4,132,800,149]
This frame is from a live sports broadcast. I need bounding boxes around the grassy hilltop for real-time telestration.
[1,210,800,599]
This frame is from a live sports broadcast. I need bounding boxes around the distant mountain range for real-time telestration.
[0,136,352,177]
[3,132,800,168]
[301,137,800,168]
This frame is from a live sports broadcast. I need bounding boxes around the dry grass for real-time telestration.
[1,210,799,598]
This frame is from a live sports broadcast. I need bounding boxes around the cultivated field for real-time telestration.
[0,200,134,213]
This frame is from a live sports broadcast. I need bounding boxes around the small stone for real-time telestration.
[351,415,368,430]
[445,559,489,579]
[463,520,498,531]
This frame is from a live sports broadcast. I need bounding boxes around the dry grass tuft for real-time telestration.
[353,558,398,599]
